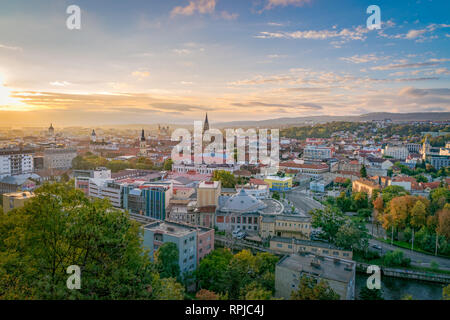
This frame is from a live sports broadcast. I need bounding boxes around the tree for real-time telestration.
[241,282,272,300]
[163,158,174,171]
[291,275,340,300]
[310,206,347,243]
[335,219,369,250]
[196,248,233,294]
[272,191,280,200]
[352,192,369,211]
[437,206,450,239]
[359,287,384,300]
[195,289,220,300]
[383,250,410,267]
[410,200,428,250]
[155,242,180,279]
[0,182,179,300]
[360,165,367,178]
[443,284,450,300]
[212,170,236,188]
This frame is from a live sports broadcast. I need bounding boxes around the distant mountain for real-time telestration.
[214,112,450,128]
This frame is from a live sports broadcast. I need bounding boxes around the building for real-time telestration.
[173,162,240,175]
[43,148,77,170]
[352,178,381,197]
[139,129,147,156]
[74,167,112,195]
[2,191,34,213]
[91,129,97,143]
[197,180,221,207]
[303,145,334,161]
[215,188,283,233]
[382,145,409,160]
[264,176,293,191]
[142,220,214,273]
[88,178,123,208]
[0,148,34,178]
[275,253,356,300]
[259,214,311,240]
[48,123,55,136]
[270,237,352,259]
[123,182,173,220]
[279,162,329,177]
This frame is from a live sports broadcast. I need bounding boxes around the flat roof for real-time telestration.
[277,253,355,284]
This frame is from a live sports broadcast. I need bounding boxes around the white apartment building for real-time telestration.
[382,145,409,160]
[0,148,34,179]
[173,163,240,175]
[43,148,77,170]
[88,178,123,208]
[303,145,334,160]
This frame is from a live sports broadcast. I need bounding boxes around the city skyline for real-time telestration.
[0,0,450,126]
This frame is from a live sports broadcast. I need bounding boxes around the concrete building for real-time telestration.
[74,167,112,196]
[303,145,334,161]
[275,253,356,300]
[197,180,221,207]
[88,178,123,208]
[0,148,34,178]
[383,145,409,160]
[142,220,214,273]
[279,162,329,177]
[352,179,381,197]
[2,191,34,213]
[270,237,352,259]
[123,182,173,220]
[43,148,77,170]
[173,162,240,175]
[259,214,311,240]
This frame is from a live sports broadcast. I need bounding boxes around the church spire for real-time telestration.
[203,112,209,133]
[141,129,145,141]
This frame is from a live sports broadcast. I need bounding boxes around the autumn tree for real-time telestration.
[195,289,220,300]
[291,275,340,300]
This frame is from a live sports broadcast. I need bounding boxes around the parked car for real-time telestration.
[371,244,382,250]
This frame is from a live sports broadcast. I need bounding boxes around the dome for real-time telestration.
[220,188,266,214]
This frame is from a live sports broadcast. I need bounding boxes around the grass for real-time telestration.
[353,251,450,276]
[377,237,450,258]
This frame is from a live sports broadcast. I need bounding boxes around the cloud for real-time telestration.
[255,25,369,44]
[49,81,71,87]
[380,23,450,42]
[0,43,22,51]
[231,101,322,110]
[131,71,150,78]
[340,54,383,64]
[371,62,439,71]
[170,0,237,20]
[263,0,312,11]
[398,87,450,97]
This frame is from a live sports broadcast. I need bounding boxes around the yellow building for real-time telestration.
[197,181,221,207]
[2,191,34,214]
[264,176,293,192]
[260,214,311,240]
[352,179,381,198]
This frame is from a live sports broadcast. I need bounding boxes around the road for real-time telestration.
[369,238,450,270]
[286,188,324,215]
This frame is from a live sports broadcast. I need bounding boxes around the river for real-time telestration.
[356,273,445,300]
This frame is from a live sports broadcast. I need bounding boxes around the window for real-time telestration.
[277,243,283,248]
[333,251,339,256]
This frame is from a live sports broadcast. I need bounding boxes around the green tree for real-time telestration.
[291,275,340,300]
[212,170,236,188]
[443,284,450,300]
[0,182,181,300]
[310,206,347,243]
[360,165,367,178]
[359,287,384,300]
[155,242,180,279]
[163,158,174,171]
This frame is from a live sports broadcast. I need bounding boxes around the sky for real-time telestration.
[0,0,449,126]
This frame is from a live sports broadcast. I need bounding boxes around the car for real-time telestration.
[371,244,382,250]
[232,229,242,236]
